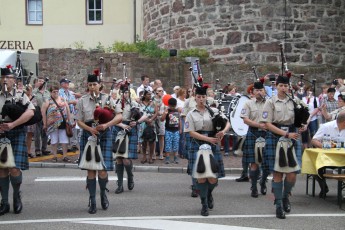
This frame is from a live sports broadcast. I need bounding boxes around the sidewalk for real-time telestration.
[29,150,243,174]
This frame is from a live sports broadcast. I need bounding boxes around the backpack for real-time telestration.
[142,125,155,142]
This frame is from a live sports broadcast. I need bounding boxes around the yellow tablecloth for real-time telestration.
[301,148,345,175]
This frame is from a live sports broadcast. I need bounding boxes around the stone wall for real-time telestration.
[38,48,344,95]
[143,0,345,66]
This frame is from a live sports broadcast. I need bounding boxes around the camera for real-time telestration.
[269,74,276,82]
[333,79,339,86]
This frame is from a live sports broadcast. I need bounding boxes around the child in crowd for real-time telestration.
[161,98,181,164]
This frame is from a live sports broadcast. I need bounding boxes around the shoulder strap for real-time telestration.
[51,97,67,123]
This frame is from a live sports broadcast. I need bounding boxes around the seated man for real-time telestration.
[311,111,345,197]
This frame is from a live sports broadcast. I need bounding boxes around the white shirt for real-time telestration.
[302,96,320,122]
[312,120,345,141]
[136,84,153,97]
[176,98,185,109]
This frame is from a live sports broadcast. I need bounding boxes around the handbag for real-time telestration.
[51,97,73,138]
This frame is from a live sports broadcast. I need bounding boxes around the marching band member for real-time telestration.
[240,81,269,198]
[261,75,306,219]
[185,85,230,216]
[113,83,143,194]
[76,71,122,214]
[0,65,35,215]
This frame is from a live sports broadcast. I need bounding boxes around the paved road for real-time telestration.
[0,168,345,230]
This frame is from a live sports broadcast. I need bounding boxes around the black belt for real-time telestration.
[196,130,213,137]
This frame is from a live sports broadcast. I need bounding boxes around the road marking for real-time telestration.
[219,176,273,181]
[35,176,123,182]
[1,213,345,225]
[77,219,264,230]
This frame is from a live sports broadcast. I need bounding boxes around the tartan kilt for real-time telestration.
[243,128,266,165]
[80,128,114,171]
[187,135,225,178]
[265,130,302,173]
[3,127,28,170]
[112,125,138,159]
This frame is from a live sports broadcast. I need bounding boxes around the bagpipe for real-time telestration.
[119,63,142,121]
[190,61,227,136]
[1,63,42,127]
[279,43,309,128]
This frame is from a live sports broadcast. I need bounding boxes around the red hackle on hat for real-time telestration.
[6,65,13,69]
[93,69,100,76]
[286,71,292,78]
[259,77,265,84]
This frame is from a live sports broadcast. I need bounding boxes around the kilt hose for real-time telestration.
[265,129,302,173]
[187,131,225,178]
[80,128,114,171]
[2,127,28,170]
[112,124,138,159]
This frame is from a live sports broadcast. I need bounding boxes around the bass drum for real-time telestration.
[227,95,250,136]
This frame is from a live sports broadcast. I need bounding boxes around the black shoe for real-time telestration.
[282,198,291,213]
[201,204,209,216]
[100,194,109,210]
[251,188,259,198]
[191,186,199,198]
[260,181,267,195]
[319,186,329,198]
[207,193,214,209]
[128,177,134,191]
[115,185,124,194]
[88,203,97,214]
[0,202,10,216]
[235,175,249,182]
[35,152,42,157]
[13,192,22,214]
[276,206,286,219]
[71,146,79,152]
[57,149,63,154]
[42,150,51,156]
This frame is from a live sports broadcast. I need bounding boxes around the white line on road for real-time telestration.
[77,219,264,230]
[34,176,123,182]
[1,213,345,225]
[219,176,273,181]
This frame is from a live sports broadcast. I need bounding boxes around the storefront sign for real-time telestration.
[0,41,34,50]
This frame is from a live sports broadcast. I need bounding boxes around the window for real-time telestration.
[26,0,43,25]
[87,0,103,24]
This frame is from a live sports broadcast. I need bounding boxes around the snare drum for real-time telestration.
[225,95,250,136]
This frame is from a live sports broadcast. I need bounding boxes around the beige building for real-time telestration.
[0,0,143,53]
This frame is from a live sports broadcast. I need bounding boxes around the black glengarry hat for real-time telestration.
[88,69,100,83]
[1,65,14,76]
[276,75,290,84]
[253,82,264,89]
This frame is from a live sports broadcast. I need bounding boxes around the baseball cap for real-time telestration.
[60,78,71,84]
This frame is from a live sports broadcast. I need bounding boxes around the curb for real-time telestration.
[29,162,243,174]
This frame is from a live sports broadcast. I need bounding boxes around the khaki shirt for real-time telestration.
[0,91,35,122]
[260,95,296,125]
[240,98,266,123]
[33,88,50,107]
[76,93,122,122]
[330,106,345,120]
[122,100,139,121]
[181,97,197,117]
[184,107,227,132]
